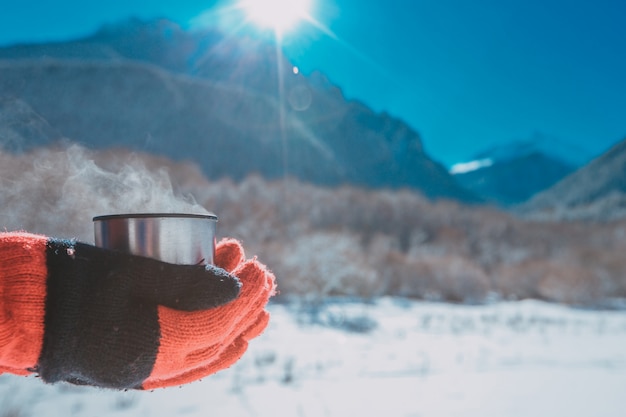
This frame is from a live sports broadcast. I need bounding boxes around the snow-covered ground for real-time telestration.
[2,298,626,417]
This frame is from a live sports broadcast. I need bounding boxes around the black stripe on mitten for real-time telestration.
[38,239,161,389]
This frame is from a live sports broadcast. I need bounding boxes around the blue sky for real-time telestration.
[1,0,625,166]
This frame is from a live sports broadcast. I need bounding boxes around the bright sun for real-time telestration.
[239,0,312,34]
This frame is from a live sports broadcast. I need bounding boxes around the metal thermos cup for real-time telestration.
[93,213,217,265]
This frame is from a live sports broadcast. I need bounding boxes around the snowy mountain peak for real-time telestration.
[469,133,594,168]
[449,158,494,174]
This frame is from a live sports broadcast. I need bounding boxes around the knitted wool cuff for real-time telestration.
[0,232,48,375]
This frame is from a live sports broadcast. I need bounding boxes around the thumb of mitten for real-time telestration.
[132,263,241,312]
[215,238,245,273]
[74,243,241,312]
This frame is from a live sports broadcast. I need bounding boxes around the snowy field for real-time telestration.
[2,298,626,417]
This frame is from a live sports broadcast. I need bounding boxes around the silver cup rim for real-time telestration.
[93,212,217,221]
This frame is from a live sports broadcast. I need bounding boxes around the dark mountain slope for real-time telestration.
[0,58,476,201]
[519,138,626,221]
[453,151,576,206]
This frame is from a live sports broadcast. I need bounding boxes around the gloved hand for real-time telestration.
[0,232,276,390]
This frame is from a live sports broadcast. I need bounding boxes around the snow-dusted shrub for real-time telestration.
[275,231,381,300]
[384,252,491,302]
[536,260,603,305]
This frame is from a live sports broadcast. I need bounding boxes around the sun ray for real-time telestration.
[188,0,395,185]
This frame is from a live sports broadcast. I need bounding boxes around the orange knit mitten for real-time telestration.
[0,232,276,390]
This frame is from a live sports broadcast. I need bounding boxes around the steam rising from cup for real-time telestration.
[0,144,211,243]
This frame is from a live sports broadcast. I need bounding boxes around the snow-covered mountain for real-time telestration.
[462,135,593,168]
[450,137,582,206]
[0,18,477,202]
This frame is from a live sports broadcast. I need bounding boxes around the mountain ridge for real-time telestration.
[451,138,579,206]
[518,137,626,221]
[0,17,478,202]
[0,26,477,201]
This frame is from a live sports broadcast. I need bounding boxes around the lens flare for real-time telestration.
[239,0,311,34]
